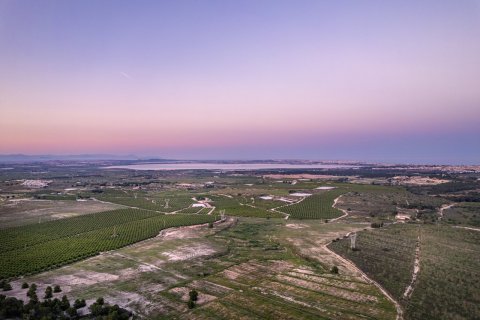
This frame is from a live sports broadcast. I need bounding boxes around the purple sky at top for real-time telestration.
[0,0,479,164]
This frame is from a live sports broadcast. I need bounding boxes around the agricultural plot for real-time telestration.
[177,206,211,214]
[278,190,345,219]
[329,224,480,319]
[0,199,122,228]
[185,219,397,320]
[405,226,480,319]
[442,202,480,227]
[0,210,218,279]
[96,190,195,212]
[336,188,447,222]
[210,195,283,218]
[328,224,418,300]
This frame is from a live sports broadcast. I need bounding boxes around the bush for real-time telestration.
[2,283,12,291]
[73,298,86,309]
[331,266,339,274]
[27,284,37,298]
[189,290,198,301]
[53,285,62,293]
[21,282,29,289]
[66,306,78,318]
[187,299,195,309]
[61,295,70,311]
[44,286,53,299]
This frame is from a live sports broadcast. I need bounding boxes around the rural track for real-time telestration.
[403,235,421,299]
[328,194,349,222]
[325,193,404,320]
[453,226,480,232]
[269,196,306,220]
[438,203,455,220]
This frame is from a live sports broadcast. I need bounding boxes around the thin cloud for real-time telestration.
[120,72,132,79]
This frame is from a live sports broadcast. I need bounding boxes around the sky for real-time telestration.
[1,0,479,164]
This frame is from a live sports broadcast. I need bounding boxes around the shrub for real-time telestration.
[331,266,339,274]
[21,282,29,289]
[74,298,86,309]
[44,286,53,299]
[189,290,198,301]
[2,283,12,291]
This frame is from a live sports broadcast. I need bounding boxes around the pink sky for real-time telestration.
[1,1,479,163]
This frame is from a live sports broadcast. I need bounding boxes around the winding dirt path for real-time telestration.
[270,197,306,220]
[329,195,349,222]
[438,203,455,220]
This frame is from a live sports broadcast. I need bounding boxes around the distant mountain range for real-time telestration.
[0,154,147,162]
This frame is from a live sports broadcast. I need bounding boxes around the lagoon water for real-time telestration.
[105,163,358,171]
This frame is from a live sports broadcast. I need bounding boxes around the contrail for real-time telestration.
[120,72,132,79]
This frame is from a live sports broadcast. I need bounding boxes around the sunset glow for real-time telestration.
[1,1,479,163]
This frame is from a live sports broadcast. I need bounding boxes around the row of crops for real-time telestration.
[404,226,480,320]
[329,224,480,319]
[278,190,345,219]
[96,190,195,212]
[328,223,418,300]
[0,208,158,253]
[0,209,218,280]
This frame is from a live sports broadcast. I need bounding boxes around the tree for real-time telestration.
[60,295,70,311]
[53,285,62,293]
[27,284,37,298]
[187,299,195,309]
[2,283,12,291]
[73,298,86,309]
[331,266,339,274]
[189,290,198,301]
[66,306,78,318]
[44,286,53,299]
[21,282,29,289]
[96,297,105,305]
[0,296,24,318]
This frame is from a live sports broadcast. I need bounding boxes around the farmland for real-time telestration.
[0,160,479,319]
[278,190,345,219]
[210,194,284,218]
[96,190,195,212]
[329,224,480,319]
[0,209,218,279]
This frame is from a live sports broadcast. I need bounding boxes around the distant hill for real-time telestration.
[0,154,145,162]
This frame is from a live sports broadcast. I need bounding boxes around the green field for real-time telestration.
[278,190,345,219]
[96,190,195,212]
[329,224,480,319]
[443,202,480,226]
[0,210,218,279]
[210,195,284,218]
[328,224,418,299]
